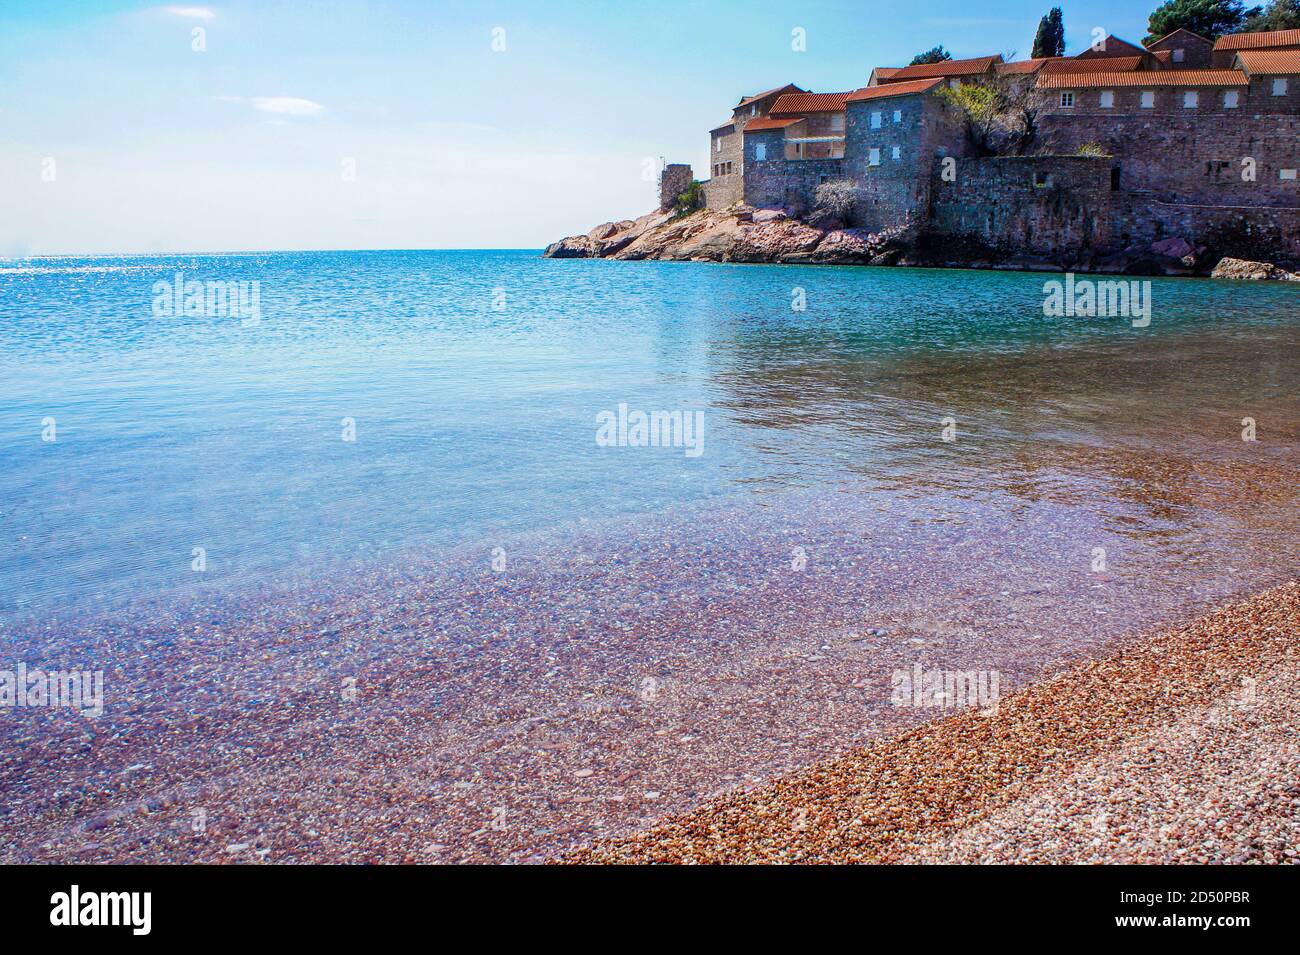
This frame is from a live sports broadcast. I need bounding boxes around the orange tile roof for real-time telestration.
[1235,49,1300,74]
[1214,29,1300,51]
[995,58,1055,75]
[1152,50,1173,64]
[742,116,802,132]
[880,55,1001,81]
[736,84,804,107]
[1040,55,1145,74]
[846,77,944,101]
[1037,69,1248,89]
[871,67,902,81]
[770,91,853,114]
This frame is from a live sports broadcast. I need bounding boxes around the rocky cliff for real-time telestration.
[543,206,911,266]
[544,205,1299,279]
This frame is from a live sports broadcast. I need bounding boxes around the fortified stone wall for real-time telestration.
[1114,194,1300,259]
[927,156,1114,254]
[1041,98,1300,208]
[658,163,694,212]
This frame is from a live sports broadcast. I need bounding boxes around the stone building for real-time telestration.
[692,28,1300,261]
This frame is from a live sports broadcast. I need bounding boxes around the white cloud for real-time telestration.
[161,5,216,19]
[217,95,326,117]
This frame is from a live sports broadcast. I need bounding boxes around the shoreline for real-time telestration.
[544,206,1300,280]
[563,582,1300,864]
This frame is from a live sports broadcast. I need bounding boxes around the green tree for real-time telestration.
[1032,8,1066,58]
[1145,0,1261,42]
[909,45,953,65]
[1243,0,1300,30]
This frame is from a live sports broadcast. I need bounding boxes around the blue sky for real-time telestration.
[1,1,1157,254]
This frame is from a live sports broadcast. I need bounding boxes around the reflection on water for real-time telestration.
[0,251,1296,623]
[1,252,1297,862]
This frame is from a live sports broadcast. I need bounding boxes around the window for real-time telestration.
[715,137,722,153]
[1282,169,1298,181]
[831,113,845,131]
[870,111,882,129]
[1100,90,1115,108]
[1060,91,1074,107]
[891,145,901,160]
[1273,78,1288,96]
[893,109,902,123]
[1224,90,1239,108]
[1110,166,1121,191]
[751,105,758,116]
[1183,91,1198,108]
[1172,48,1185,63]
[754,143,766,161]
[1141,91,1155,108]
[868,147,881,166]
[948,78,960,89]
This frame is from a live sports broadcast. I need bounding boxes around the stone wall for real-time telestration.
[843,91,965,232]
[1114,194,1300,259]
[658,163,694,212]
[927,156,1114,254]
[1042,104,1300,209]
[1146,31,1214,69]
[743,127,846,214]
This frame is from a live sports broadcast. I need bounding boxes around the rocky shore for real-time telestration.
[564,582,1300,864]
[545,205,1300,279]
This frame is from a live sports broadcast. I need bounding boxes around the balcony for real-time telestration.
[784,136,846,160]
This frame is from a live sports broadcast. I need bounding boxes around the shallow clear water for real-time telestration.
[1,250,1297,623]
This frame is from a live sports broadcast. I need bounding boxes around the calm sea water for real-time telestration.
[1,250,1297,624]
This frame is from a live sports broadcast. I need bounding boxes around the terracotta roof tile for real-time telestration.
[1235,49,1300,74]
[1040,55,1146,74]
[736,84,805,107]
[770,91,853,114]
[846,77,945,101]
[995,58,1055,75]
[1037,69,1248,89]
[741,116,802,132]
[1214,29,1300,51]
[880,55,1001,81]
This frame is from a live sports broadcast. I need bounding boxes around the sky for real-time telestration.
[0,0,1159,254]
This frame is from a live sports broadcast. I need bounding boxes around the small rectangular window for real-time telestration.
[893,109,902,123]
[870,111,882,129]
[1273,78,1288,96]
[1172,48,1185,63]
[1141,91,1155,108]
[715,138,721,152]
[1100,90,1114,108]
[868,147,881,166]
[1282,169,1298,180]
[1060,91,1074,107]
[1183,91,1198,108]
[891,145,901,160]
[831,113,845,131]
[1224,90,1239,108]
[754,143,766,161]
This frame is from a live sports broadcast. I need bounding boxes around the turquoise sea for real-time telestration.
[2,250,1297,625]
[3,250,1299,861]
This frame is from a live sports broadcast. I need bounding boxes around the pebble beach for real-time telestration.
[565,582,1300,864]
[3,256,1298,866]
